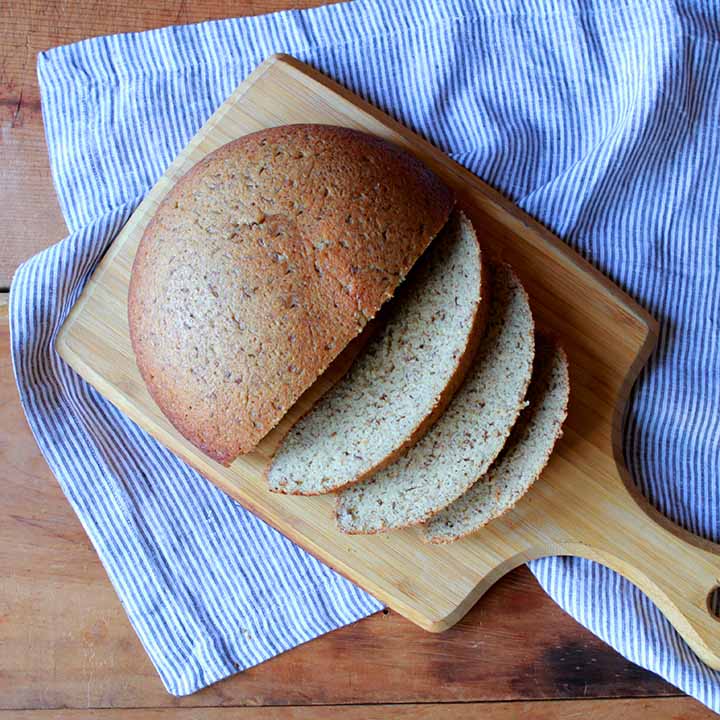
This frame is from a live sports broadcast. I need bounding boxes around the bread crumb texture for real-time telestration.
[423,335,569,543]
[336,263,535,534]
[128,125,453,464]
[267,210,486,494]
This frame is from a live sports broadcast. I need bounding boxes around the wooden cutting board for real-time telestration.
[56,54,720,669]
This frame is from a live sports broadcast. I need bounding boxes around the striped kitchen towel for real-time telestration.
[10,0,720,708]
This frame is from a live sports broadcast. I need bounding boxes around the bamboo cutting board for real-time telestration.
[56,54,720,669]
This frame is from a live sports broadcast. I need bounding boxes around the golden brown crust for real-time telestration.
[267,211,491,495]
[334,263,535,535]
[425,336,570,544]
[128,124,454,465]
[381,241,490,477]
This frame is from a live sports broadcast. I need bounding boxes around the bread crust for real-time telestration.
[267,210,490,494]
[128,124,454,465]
[335,264,535,535]
[423,336,569,543]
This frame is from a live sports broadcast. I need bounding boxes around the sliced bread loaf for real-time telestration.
[422,335,569,543]
[336,264,535,534]
[128,125,454,465]
[266,211,488,495]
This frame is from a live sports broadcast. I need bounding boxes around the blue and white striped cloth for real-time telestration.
[10,0,720,708]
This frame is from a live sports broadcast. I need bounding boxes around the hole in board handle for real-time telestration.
[707,586,720,621]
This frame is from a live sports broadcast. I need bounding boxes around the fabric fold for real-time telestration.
[12,0,720,707]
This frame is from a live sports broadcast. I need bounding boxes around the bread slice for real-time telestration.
[336,264,535,534]
[267,211,489,495]
[128,125,454,464]
[422,335,569,543]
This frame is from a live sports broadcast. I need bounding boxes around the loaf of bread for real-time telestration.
[335,264,535,534]
[128,125,454,465]
[266,210,488,495]
[422,335,569,543]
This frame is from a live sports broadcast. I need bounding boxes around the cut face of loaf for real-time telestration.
[267,210,488,495]
[422,335,570,544]
[128,124,454,465]
[336,264,535,534]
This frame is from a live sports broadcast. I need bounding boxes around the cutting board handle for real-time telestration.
[565,474,720,670]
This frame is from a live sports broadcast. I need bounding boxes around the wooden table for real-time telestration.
[1,3,714,718]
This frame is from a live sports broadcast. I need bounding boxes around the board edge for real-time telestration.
[271,53,658,339]
[53,52,676,633]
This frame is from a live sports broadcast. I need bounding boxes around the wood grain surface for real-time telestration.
[2,2,717,717]
[0,698,712,720]
[56,53,720,668]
